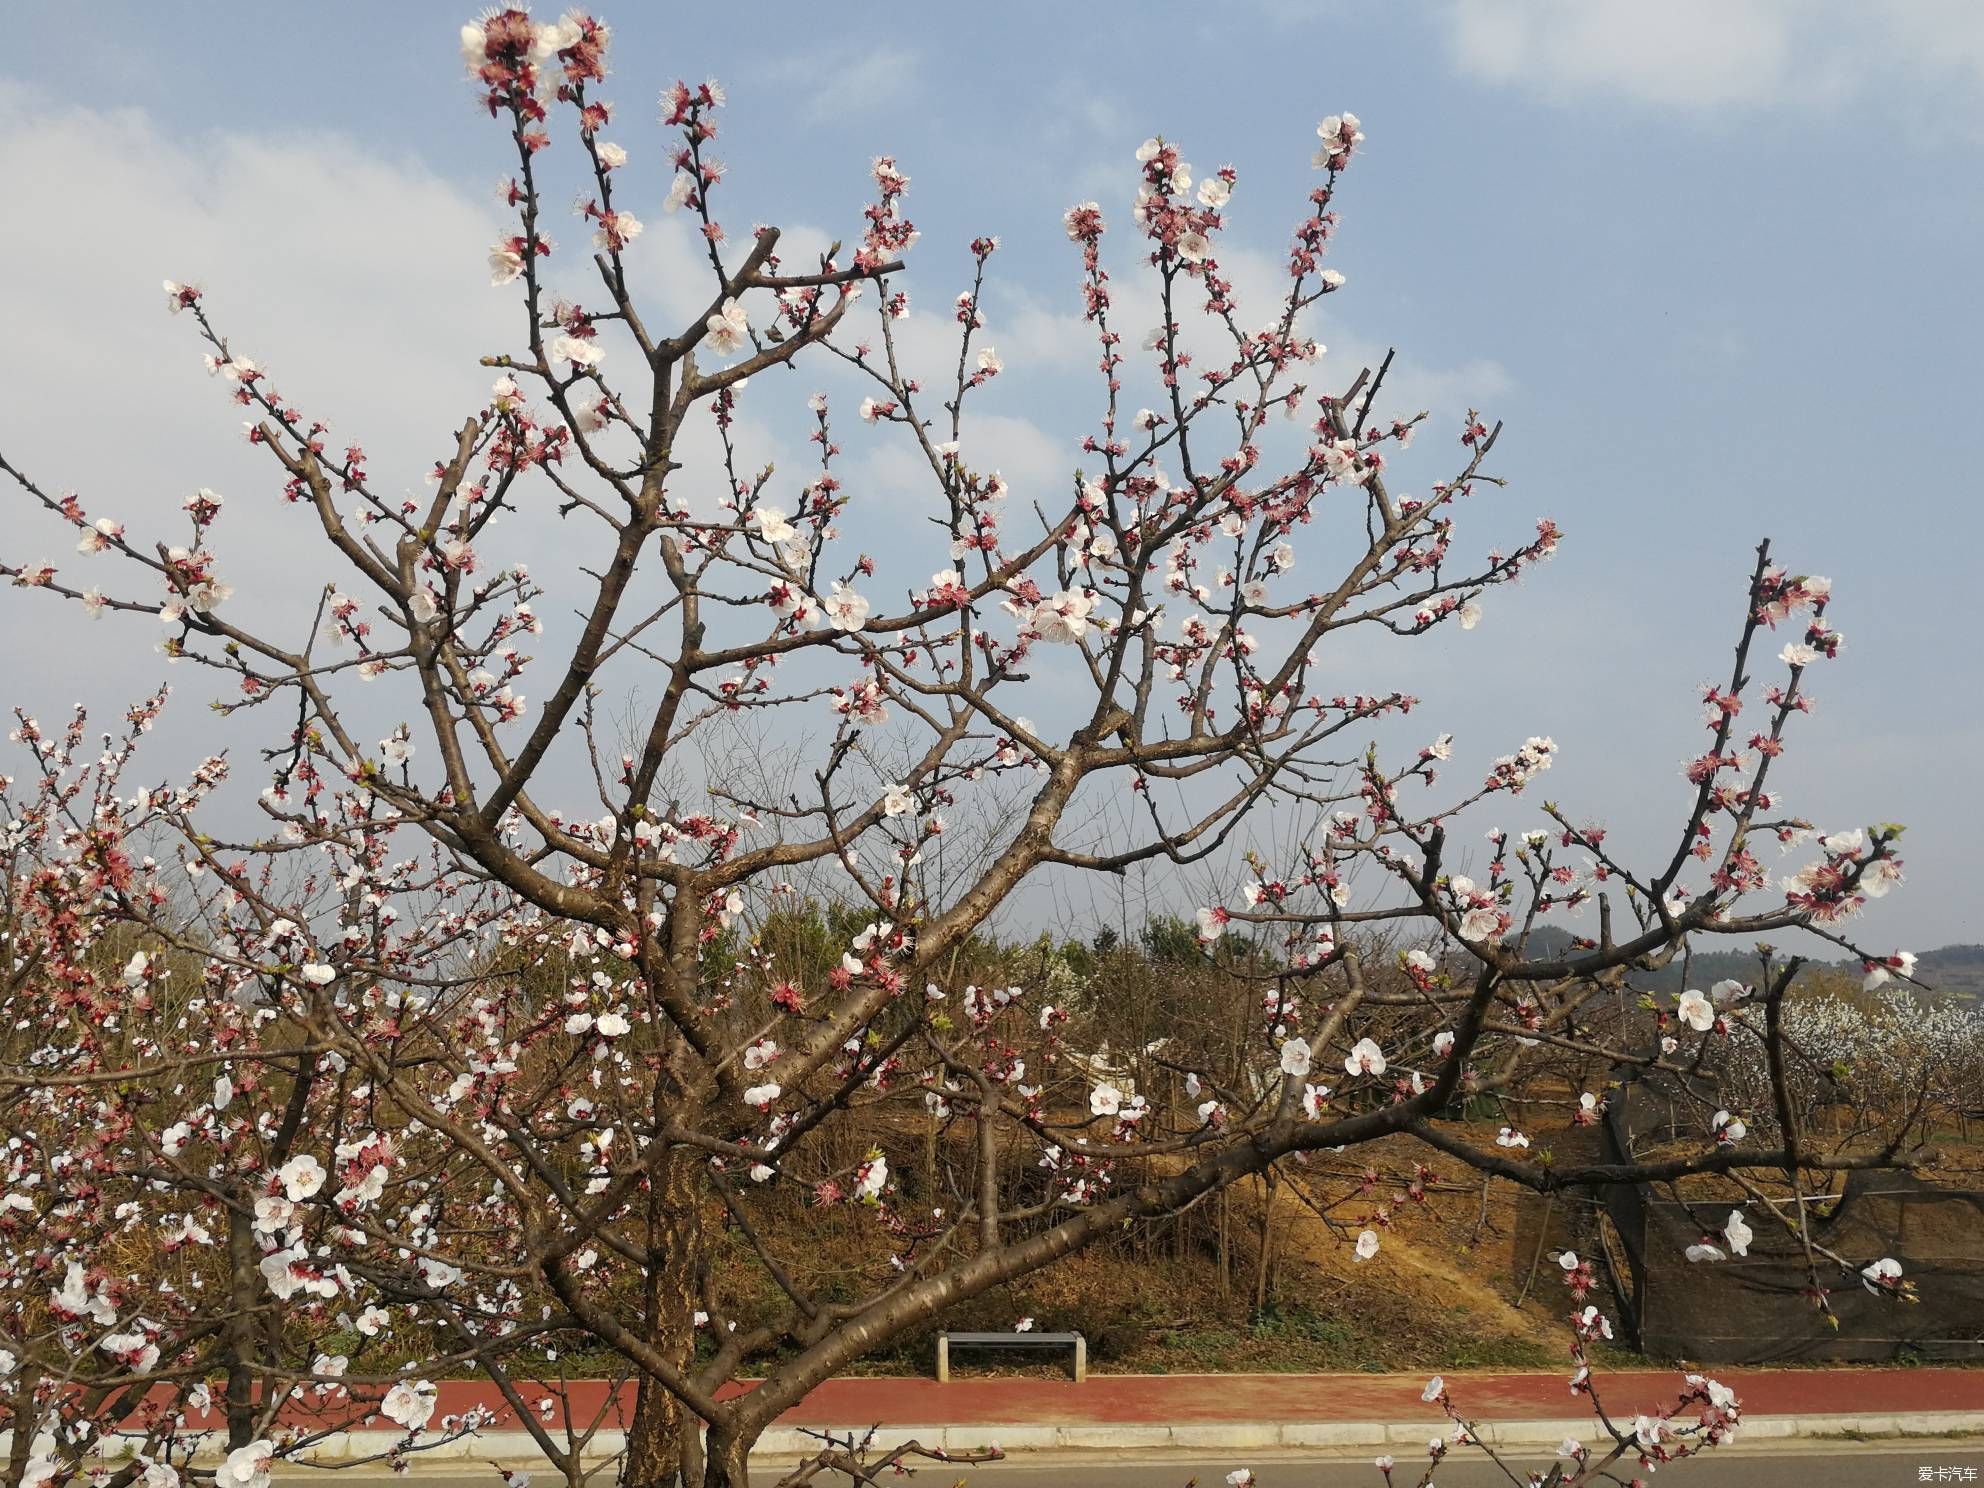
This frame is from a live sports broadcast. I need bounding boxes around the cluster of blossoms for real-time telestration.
[0,705,517,1486]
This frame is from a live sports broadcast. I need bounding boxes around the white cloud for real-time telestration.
[751,47,920,126]
[0,86,512,702]
[0,86,802,795]
[0,83,821,612]
[1444,0,1984,118]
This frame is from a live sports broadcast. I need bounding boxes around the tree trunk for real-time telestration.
[620,1143,705,1488]
[1216,1187,1231,1300]
[1252,1169,1278,1314]
[5,1361,41,1488]
[700,1430,752,1488]
[224,1203,261,1449]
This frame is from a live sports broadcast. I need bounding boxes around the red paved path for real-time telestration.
[740,1369,1984,1426]
[409,1369,1984,1431]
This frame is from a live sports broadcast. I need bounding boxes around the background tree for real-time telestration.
[0,10,1925,1487]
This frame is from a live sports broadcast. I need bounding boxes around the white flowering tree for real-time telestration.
[1718,981,1982,1143]
[0,9,1928,1488]
[0,703,519,1488]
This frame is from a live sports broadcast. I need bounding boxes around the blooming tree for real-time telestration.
[0,10,1928,1487]
[0,701,519,1488]
[1718,980,1981,1145]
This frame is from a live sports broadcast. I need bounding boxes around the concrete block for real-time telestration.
[947,1424,1058,1453]
[1167,1423,1281,1450]
[1383,1421,1450,1446]
[1494,1418,1589,1446]
[1717,1415,1789,1440]
[1870,1412,1970,1436]
[1282,1421,1392,1448]
[749,1428,816,1458]
[870,1426,949,1453]
[1798,1414,1876,1436]
[1056,1424,1174,1449]
[293,1432,351,1461]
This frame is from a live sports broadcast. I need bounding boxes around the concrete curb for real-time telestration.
[748,1410,1984,1459]
[267,1410,1984,1463]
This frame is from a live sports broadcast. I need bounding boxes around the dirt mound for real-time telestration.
[836,1127,1600,1377]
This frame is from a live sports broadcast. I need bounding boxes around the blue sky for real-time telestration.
[2,1,1978,951]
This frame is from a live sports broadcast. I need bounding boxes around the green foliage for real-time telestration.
[1142,915,1203,966]
[1248,1299,1356,1349]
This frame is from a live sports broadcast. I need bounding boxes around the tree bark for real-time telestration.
[5,1360,41,1488]
[224,1203,261,1449]
[620,1142,705,1488]
[700,1429,752,1488]
[1252,1168,1278,1314]
[1216,1187,1231,1300]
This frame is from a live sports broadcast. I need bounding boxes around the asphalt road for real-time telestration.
[292,1442,1984,1487]
[948,1445,1984,1486]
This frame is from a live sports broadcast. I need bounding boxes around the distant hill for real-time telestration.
[1916,944,1984,1004]
[1513,928,1982,1003]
